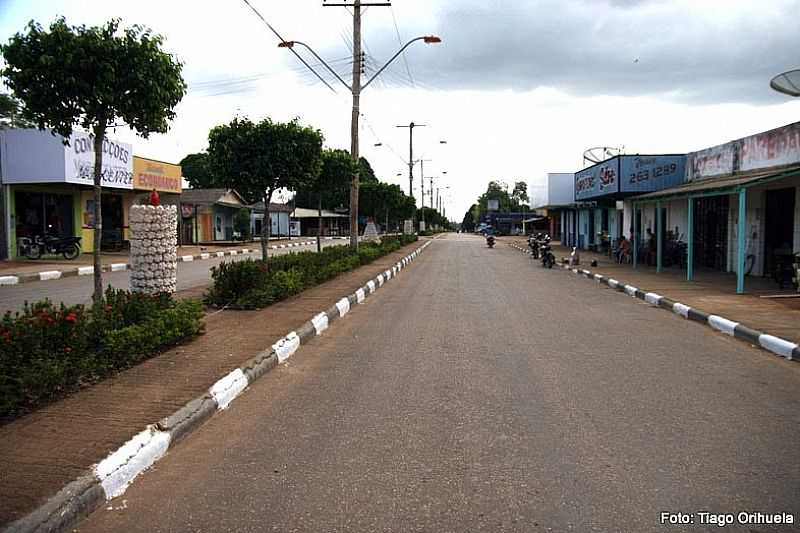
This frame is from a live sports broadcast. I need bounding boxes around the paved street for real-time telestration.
[77,233,800,532]
[0,240,340,313]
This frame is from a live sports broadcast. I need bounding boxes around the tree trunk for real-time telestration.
[92,124,106,307]
[317,192,322,253]
[261,192,272,262]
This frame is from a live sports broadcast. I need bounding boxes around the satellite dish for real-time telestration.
[770,69,800,97]
[583,146,624,166]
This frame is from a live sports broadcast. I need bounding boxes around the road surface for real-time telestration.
[0,239,342,313]
[77,233,800,532]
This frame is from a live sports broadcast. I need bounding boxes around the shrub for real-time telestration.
[0,291,204,420]
[205,234,419,309]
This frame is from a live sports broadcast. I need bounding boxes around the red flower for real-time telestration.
[64,313,77,324]
[64,347,72,353]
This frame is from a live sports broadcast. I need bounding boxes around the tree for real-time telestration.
[358,157,378,184]
[2,18,186,305]
[0,93,35,128]
[207,117,323,261]
[180,152,219,189]
[233,208,251,241]
[511,181,529,206]
[296,148,356,251]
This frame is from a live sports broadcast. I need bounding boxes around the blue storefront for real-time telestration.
[573,154,687,251]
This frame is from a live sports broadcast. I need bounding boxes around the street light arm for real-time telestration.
[362,36,440,90]
[278,41,353,91]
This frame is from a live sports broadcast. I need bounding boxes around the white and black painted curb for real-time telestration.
[0,241,328,287]
[3,239,432,533]
[508,242,800,362]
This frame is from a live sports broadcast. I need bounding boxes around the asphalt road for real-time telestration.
[0,239,341,313]
[78,233,800,532]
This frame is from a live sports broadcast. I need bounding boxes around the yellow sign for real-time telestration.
[133,157,182,193]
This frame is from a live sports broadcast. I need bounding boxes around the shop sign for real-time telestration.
[688,144,736,180]
[65,131,133,189]
[133,157,182,193]
[619,155,686,193]
[575,158,620,200]
[180,204,195,218]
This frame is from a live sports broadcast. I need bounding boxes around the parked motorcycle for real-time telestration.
[793,252,800,292]
[528,234,539,258]
[539,234,555,268]
[19,233,82,260]
[486,235,496,249]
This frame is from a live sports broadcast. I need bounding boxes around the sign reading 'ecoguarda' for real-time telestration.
[65,132,133,189]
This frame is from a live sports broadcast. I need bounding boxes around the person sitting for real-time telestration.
[617,235,632,264]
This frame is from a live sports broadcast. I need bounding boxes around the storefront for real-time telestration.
[179,189,247,243]
[0,128,134,257]
[574,154,687,253]
[132,156,182,242]
[630,122,800,293]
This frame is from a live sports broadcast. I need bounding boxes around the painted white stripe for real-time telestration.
[607,279,619,288]
[216,251,225,257]
[673,302,690,318]
[571,268,579,274]
[385,269,392,280]
[758,334,798,358]
[594,274,603,281]
[336,297,351,317]
[581,269,591,276]
[181,255,194,262]
[200,253,210,259]
[39,271,62,281]
[311,312,328,335]
[78,266,94,276]
[229,250,238,255]
[623,285,638,297]
[0,275,19,285]
[377,274,385,286]
[96,427,171,499]
[209,368,248,410]
[272,332,300,363]
[644,292,663,305]
[355,288,366,303]
[271,245,278,250]
[708,315,738,336]
[367,280,376,293]
[110,263,127,272]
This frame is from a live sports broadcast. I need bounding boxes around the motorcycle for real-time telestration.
[539,234,555,268]
[19,233,82,260]
[793,252,800,292]
[528,234,540,259]
[486,235,496,249]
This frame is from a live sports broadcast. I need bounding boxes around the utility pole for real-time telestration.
[397,122,426,197]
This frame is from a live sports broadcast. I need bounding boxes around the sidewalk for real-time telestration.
[506,237,800,345]
[0,241,421,527]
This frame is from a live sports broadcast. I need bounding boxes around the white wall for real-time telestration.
[544,173,574,206]
[0,129,65,183]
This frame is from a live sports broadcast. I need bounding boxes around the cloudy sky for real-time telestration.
[2,0,800,217]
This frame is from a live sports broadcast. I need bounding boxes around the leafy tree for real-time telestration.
[511,181,529,206]
[207,116,323,261]
[180,152,219,189]
[295,148,356,251]
[234,208,251,240]
[359,181,415,233]
[2,18,186,305]
[461,204,479,232]
[358,156,378,184]
[0,92,35,128]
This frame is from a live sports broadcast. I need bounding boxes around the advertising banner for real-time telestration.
[133,157,182,193]
[64,131,133,189]
[575,159,620,200]
[619,155,686,194]
[740,122,800,172]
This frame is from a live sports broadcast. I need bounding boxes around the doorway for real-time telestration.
[763,187,796,277]
[101,194,124,251]
[694,196,729,270]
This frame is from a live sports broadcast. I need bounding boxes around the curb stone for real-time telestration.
[3,239,431,533]
[506,242,799,363]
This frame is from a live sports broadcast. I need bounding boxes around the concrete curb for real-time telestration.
[3,238,431,533]
[507,242,799,363]
[0,248,261,288]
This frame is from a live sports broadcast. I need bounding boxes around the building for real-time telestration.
[532,173,575,243]
[572,154,687,251]
[249,201,292,238]
[290,207,350,237]
[628,122,800,293]
[179,189,247,243]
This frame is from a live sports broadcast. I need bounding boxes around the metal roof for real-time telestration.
[632,165,800,201]
[291,207,348,218]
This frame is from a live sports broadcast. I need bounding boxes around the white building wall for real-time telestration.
[623,201,633,239]
[667,199,688,241]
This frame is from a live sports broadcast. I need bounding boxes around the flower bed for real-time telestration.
[0,288,204,420]
[205,235,418,310]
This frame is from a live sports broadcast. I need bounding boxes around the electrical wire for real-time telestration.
[389,4,415,87]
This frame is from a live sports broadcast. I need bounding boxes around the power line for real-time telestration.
[239,0,337,93]
[389,5,415,86]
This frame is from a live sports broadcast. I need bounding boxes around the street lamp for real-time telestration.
[279,34,442,249]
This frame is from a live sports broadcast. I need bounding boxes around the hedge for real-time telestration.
[206,234,418,310]
[0,287,204,420]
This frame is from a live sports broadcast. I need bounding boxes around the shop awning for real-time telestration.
[631,165,800,203]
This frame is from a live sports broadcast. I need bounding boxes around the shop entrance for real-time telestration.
[15,191,74,241]
[101,194,124,250]
[693,196,729,271]
[763,187,796,278]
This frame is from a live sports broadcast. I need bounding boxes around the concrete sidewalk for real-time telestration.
[507,237,800,345]
[0,242,420,527]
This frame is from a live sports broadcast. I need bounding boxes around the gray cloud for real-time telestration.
[346,0,800,104]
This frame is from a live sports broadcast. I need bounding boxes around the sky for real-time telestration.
[2,0,800,218]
